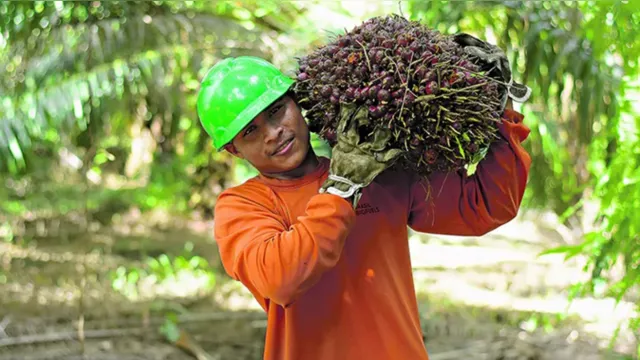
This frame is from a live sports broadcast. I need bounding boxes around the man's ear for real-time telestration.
[224,143,244,159]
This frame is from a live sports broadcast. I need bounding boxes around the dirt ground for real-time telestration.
[0,208,637,360]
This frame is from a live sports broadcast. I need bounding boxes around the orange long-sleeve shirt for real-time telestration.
[213,109,531,360]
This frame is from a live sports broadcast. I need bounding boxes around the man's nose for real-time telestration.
[264,122,284,144]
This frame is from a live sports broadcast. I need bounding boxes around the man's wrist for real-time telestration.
[320,174,363,199]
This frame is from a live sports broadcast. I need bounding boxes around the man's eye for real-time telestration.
[268,104,284,117]
[244,126,255,136]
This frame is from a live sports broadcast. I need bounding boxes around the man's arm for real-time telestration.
[408,108,532,236]
[214,190,356,307]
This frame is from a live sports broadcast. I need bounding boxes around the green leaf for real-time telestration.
[160,318,181,343]
[455,136,465,159]
[538,243,585,260]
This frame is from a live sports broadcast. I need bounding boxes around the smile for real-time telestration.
[273,138,294,156]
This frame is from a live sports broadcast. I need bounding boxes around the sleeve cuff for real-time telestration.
[503,109,525,124]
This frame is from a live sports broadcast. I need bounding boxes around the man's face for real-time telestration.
[227,95,311,177]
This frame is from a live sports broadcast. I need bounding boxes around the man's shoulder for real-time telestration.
[374,165,416,189]
[216,178,276,210]
[219,177,267,196]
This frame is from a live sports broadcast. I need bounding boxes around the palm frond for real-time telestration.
[0,11,271,167]
[4,12,269,91]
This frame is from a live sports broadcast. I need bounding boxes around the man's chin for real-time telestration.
[265,152,310,179]
[280,151,306,171]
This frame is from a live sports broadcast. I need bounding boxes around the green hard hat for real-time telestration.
[196,56,295,150]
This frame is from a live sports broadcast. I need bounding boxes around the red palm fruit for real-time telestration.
[424,149,438,164]
[377,89,391,102]
[338,37,351,47]
[397,35,408,46]
[404,92,416,104]
[402,49,414,61]
[382,76,394,88]
[324,128,337,143]
[368,85,380,99]
[320,85,332,97]
[369,105,384,118]
[374,50,385,63]
[424,81,437,95]
[345,87,356,101]
[415,66,427,79]
[392,88,405,99]
[359,86,370,99]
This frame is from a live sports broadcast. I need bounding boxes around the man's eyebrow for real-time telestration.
[266,98,285,111]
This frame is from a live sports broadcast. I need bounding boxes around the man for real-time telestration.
[196,56,531,360]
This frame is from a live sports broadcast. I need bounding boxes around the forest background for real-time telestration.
[0,1,639,359]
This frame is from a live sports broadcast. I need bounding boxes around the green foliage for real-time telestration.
[110,242,216,301]
[310,132,332,159]
[0,221,13,243]
[410,0,638,217]
[408,0,640,353]
[0,0,315,219]
[0,1,264,172]
[159,312,182,343]
[2,1,639,354]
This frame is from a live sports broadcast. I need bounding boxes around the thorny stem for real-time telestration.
[386,50,420,98]
[355,39,372,73]
[368,73,387,86]
[414,82,491,104]
[396,51,417,122]
[398,93,408,123]
[384,51,402,76]
[415,94,437,103]
[439,81,487,94]
[443,152,456,163]
[450,64,510,87]
[436,143,455,153]
[307,102,324,113]
[409,54,434,68]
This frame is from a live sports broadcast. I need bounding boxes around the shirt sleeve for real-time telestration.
[214,189,356,307]
[407,109,532,236]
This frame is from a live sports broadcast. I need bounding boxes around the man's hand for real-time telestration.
[320,104,402,208]
[505,97,514,111]
[452,33,531,112]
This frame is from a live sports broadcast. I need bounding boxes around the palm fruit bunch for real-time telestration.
[293,14,506,176]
